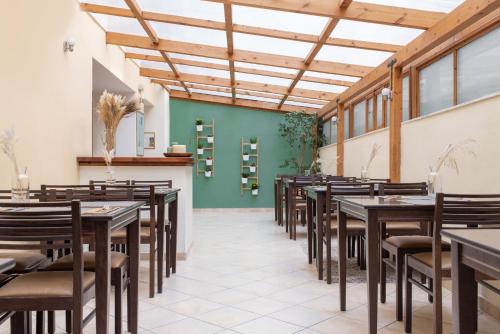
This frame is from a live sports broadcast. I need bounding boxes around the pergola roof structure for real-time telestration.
[80,0,467,114]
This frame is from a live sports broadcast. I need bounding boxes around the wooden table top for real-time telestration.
[334,195,436,209]
[442,229,500,256]
[0,258,15,274]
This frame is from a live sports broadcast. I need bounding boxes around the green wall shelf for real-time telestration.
[195,119,215,177]
[240,137,259,195]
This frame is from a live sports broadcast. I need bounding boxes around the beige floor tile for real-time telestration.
[269,305,334,327]
[151,318,223,334]
[311,315,369,334]
[204,289,258,306]
[236,280,284,296]
[235,296,291,315]
[194,306,260,327]
[383,314,453,334]
[136,307,186,330]
[166,297,224,316]
[232,316,304,334]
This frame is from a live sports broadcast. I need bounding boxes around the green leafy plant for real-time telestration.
[279,111,322,175]
[243,151,249,156]
[205,165,212,172]
[195,118,203,125]
[206,156,212,160]
[251,183,259,190]
[251,162,256,167]
[197,143,204,149]
[241,172,250,178]
[250,136,258,144]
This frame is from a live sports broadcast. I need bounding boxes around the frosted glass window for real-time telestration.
[353,101,366,137]
[367,98,374,130]
[376,94,383,128]
[322,121,331,146]
[331,122,338,144]
[402,76,410,121]
[385,98,391,127]
[458,27,500,104]
[344,110,350,140]
[419,53,454,116]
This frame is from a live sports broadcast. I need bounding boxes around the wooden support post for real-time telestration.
[389,65,402,182]
[337,103,345,176]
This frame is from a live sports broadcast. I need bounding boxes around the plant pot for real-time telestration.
[206,159,213,166]
[197,148,204,155]
[241,177,248,184]
[207,136,214,143]
[196,125,203,132]
[250,143,257,150]
[205,171,212,177]
[251,189,259,196]
[249,166,256,173]
[243,154,249,161]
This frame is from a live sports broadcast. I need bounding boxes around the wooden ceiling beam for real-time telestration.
[81,3,403,53]
[170,91,319,113]
[339,0,353,9]
[125,52,355,87]
[279,18,339,107]
[107,32,373,77]
[318,0,500,117]
[223,3,237,101]
[204,0,445,29]
[141,67,337,100]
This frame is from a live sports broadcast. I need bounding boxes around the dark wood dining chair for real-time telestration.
[0,200,95,334]
[289,176,317,240]
[40,185,132,334]
[404,193,500,334]
[322,182,375,284]
[378,182,437,321]
[89,180,130,186]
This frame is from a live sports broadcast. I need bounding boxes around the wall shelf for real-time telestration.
[240,137,259,195]
[195,119,215,177]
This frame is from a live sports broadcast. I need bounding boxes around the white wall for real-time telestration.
[319,144,337,175]
[0,0,168,188]
[144,89,170,157]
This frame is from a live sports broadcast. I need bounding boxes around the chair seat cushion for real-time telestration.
[327,219,365,232]
[385,222,421,231]
[111,227,150,240]
[45,251,128,271]
[411,251,451,270]
[385,236,433,249]
[0,252,48,273]
[0,271,95,298]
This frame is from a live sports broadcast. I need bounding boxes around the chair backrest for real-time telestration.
[325,176,356,183]
[356,178,390,183]
[0,190,41,200]
[324,182,374,228]
[89,180,130,186]
[379,182,428,196]
[0,201,85,299]
[131,180,172,188]
[41,185,133,202]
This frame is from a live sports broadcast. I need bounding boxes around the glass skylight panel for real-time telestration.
[124,47,161,56]
[140,61,171,71]
[150,23,227,48]
[80,0,126,8]
[315,46,392,67]
[234,33,313,58]
[190,88,233,99]
[332,20,423,45]
[295,81,345,94]
[174,65,230,79]
[236,73,291,87]
[232,5,329,36]
[137,0,224,22]
[236,94,281,104]
[285,101,323,109]
[234,62,298,75]
[105,16,147,37]
[168,54,228,66]
[360,0,464,12]
[304,71,359,83]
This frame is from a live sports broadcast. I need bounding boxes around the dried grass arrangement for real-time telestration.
[365,143,382,171]
[430,139,476,175]
[0,127,19,175]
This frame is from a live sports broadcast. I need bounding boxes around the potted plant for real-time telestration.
[195,118,203,132]
[197,143,204,155]
[242,152,250,161]
[241,172,249,184]
[249,163,256,173]
[251,183,259,196]
[250,136,258,150]
[207,134,214,143]
[205,165,212,177]
[206,156,213,166]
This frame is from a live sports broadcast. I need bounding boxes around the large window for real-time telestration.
[376,93,383,128]
[353,101,365,137]
[331,121,337,144]
[322,120,331,146]
[385,98,391,127]
[344,109,350,140]
[367,98,374,130]
[458,27,500,104]
[419,53,454,116]
[402,76,410,121]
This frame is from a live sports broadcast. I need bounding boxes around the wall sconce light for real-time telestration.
[331,116,338,124]
[63,38,76,52]
[381,87,392,101]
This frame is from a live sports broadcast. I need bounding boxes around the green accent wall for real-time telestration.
[170,99,296,208]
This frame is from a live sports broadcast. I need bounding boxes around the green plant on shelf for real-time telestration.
[206,156,213,166]
[197,143,204,155]
[196,118,204,132]
[204,165,212,177]
[251,183,259,195]
[249,163,256,173]
[195,118,203,125]
[241,172,249,184]
[250,136,258,150]
[242,151,250,161]
[251,183,259,190]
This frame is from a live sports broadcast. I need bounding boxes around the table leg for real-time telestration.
[274,182,278,221]
[366,210,379,334]
[127,209,140,334]
[285,186,289,233]
[451,241,476,334]
[307,196,313,264]
[337,204,347,311]
[277,182,283,226]
[95,222,111,334]
[316,194,324,281]
[157,199,165,294]
[170,197,178,274]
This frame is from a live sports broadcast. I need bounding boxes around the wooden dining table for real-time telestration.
[5,200,144,334]
[335,195,435,334]
[442,229,500,334]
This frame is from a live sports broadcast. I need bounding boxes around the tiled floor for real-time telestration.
[1,210,500,333]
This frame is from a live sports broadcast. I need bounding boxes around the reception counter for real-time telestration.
[77,156,194,259]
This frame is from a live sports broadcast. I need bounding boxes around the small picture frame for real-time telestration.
[144,132,156,149]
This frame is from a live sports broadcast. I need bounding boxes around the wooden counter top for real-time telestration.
[77,156,193,166]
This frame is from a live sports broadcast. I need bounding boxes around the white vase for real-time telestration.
[249,166,256,173]
[206,159,213,166]
[243,154,249,161]
[242,178,248,184]
[250,143,257,150]
[205,171,212,177]
[427,170,442,195]
[197,148,204,155]
[196,125,203,132]
[207,136,214,143]
[360,166,369,182]
[11,173,30,202]
[252,189,259,196]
